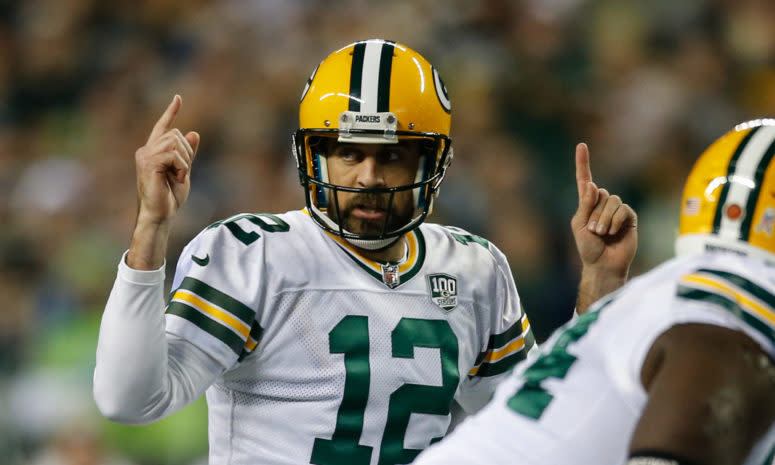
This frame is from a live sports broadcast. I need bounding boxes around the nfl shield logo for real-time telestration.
[381,263,400,288]
[426,274,458,311]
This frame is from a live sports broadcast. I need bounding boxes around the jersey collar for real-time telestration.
[304,208,426,288]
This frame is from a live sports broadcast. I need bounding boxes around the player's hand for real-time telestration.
[135,95,200,226]
[571,143,637,310]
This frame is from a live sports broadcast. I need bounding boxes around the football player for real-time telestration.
[412,119,775,465]
[93,39,636,464]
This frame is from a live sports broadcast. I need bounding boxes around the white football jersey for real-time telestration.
[164,209,535,465]
[413,252,775,465]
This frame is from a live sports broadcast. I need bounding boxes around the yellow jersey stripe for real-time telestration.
[483,337,526,363]
[681,274,775,327]
[172,290,251,339]
[245,337,259,351]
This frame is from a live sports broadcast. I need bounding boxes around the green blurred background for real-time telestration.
[1,0,774,463]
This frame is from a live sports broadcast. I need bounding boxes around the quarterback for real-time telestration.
[413,119,775,465]
[93,39,636,464]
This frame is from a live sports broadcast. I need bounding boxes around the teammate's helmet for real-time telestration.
[676,119,775,262]
[292,39,453,244]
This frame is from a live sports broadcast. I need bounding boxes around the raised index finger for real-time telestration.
[575,142,593,200]
[148,94,181,143]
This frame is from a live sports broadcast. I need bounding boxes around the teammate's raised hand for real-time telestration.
[570,143,637,311]
[135,95,200,225]
[128,95,200,270]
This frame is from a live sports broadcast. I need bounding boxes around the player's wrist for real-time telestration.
[135,206,177,229]
[579,264,628,292]
[576,265,628,313]
[127,220,173,270]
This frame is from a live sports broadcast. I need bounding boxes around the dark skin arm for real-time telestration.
[632,323,775,465]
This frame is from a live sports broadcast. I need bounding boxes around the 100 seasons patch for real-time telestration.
[426,273,458,311]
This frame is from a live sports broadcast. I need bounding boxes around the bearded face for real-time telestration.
[327,189,415,236]
[321,139,424,237]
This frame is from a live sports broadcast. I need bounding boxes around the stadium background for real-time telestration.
[1,0,773,463]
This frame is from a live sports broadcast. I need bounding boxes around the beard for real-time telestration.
[327,190,414,236]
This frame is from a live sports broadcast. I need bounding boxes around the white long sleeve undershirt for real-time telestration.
[93,252,224,425]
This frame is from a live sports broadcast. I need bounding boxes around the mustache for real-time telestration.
[342,193,391,211]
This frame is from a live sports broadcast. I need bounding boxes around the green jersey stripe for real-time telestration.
[335,244,383,281]
[490,316,529,349]
[473,349,529,378]
[400,229,426,283]
[177,277,255,325]
[696,268,775,309]
[237,323,264,362]
[249,323,264,341]
[473,324,529,367]
[523,329,536,353]
[167,301,245,355]
[677,286,775,347]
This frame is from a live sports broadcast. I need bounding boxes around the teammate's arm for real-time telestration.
[571,143,638,312]
[630,323,775,465]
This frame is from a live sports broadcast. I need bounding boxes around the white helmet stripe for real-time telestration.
[360,40,386,113]
[718,125,775,240]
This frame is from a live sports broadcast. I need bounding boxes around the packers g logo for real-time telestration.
[427,273,458,311]
[432,67,451,114]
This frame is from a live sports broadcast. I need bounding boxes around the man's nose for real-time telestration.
[355,155,385,188]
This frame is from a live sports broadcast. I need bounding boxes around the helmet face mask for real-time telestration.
[676,118,775,263]
[293,39,453,245]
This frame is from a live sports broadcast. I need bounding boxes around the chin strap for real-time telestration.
[344,236,401,250]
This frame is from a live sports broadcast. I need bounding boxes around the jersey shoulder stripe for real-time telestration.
[173,277,256,325]
[677,268,775,346]
[167,276,259,356]
[469,314,535,378]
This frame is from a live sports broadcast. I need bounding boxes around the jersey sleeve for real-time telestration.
[673,267,775,360]
[165,217,266,370]
[94,251,225,425]
[455,243,537,414]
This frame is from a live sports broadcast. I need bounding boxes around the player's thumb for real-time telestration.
[186,131,201,159]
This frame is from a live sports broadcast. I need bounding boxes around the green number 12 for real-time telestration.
[311,316,459,465]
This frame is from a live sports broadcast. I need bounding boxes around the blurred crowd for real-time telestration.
[1,0,774,463]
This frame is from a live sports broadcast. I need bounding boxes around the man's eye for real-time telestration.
[381,150,402,162]
[339,151,360,161]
